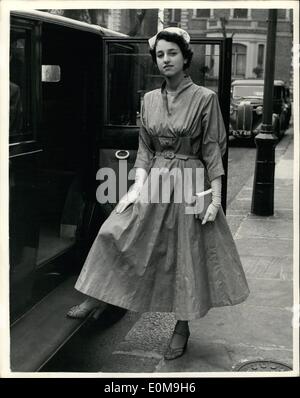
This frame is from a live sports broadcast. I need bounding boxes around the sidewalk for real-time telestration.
[101,129,294,373]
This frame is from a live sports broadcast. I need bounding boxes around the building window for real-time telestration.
[168,9,181,23]
[257,44,264,66]
[232,9,248,19]
[96,10,107,25]
[232,44,247,78]
[277,9,286,19]
[195,9,210,18]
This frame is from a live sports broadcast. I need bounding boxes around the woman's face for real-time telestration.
[155,39,187,78]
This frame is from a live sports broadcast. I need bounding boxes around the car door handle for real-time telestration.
[115,150,129,160]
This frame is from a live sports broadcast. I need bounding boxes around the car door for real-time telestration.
[9,18,42,320]
[100,37,232,213]
[9,14,101,321]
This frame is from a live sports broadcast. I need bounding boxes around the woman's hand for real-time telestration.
[191,196,219,223]
[197,176,222,225]
[115,168,148,214]
[115,190,139,214]
[201,203,220,225]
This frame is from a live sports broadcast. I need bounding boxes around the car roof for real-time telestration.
[10,9,127,37]
[232,79,286,87]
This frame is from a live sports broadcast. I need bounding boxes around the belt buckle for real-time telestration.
[164,151,175,159]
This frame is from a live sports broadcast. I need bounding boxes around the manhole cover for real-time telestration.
[235,360,292,372]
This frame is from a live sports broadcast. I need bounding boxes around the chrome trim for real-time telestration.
[115,150,130,160]
[9,140,36,147]
[9,149,43,159]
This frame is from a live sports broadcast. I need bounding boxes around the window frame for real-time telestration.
[103,40,149,128]
[231,43,247,78]
[193,9,211,19]
[230,9,250,20]
[102,36,232,130]
[257,43,265,67]
[9,17,41,146]
[277,9,289,20]
[168,8,182,23]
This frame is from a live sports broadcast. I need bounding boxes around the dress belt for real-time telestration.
[154,151,199,160]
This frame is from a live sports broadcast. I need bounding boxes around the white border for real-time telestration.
[0,0,299,379]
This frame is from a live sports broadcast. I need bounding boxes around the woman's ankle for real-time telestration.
[175,320,189,333]
[84,297,101,307]
[176,320,188,327]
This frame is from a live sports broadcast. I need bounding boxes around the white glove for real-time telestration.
[201,176,222,225]
[115,168,147,213]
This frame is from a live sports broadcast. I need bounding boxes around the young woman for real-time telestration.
[68,27,250,360]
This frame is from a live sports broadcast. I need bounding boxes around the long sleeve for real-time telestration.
[133,94,154,174]
[201,93,227,182]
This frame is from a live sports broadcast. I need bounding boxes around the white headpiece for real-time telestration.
[148,27,191,50]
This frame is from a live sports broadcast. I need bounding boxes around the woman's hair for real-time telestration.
[149,31,193,70]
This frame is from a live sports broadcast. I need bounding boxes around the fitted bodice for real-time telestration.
[134,77,227,182]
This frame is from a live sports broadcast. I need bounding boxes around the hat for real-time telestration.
[148,27,191,50]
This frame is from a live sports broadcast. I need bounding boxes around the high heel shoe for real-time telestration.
[164,328,190,360]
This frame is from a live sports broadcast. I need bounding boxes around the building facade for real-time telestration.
[163,8,293,85]
[48,8,293,88]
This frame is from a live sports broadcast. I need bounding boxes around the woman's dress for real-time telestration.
[75,76,250,320]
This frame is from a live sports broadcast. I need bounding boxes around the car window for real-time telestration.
[232,85,264,99]
[106,41,222,126]
[106,42,162,126]
[10,27,33,140]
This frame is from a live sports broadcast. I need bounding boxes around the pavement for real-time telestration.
[100,128,295,374]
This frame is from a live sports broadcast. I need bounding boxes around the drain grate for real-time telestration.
[235,360,292,372]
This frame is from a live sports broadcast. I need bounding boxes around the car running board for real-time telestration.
[10,276,101,372]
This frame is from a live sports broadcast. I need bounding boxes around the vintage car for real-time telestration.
[8,10,233,372]
[229,79,291,139]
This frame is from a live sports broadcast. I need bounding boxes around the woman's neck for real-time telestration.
[165,72,186,92]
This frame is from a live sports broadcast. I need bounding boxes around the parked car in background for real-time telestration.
[229,79,291,140]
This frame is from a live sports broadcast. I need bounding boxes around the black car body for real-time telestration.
[229,79,291,139]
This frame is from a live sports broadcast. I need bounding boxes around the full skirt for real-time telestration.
[75,159,250,320]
